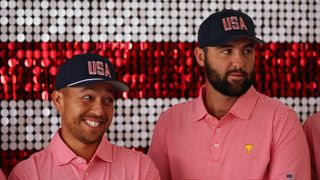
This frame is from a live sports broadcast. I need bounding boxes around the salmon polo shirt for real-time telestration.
[303,112,320,180]
[8,130,160,180]
[148,86,310,180]
[0,169,6,180]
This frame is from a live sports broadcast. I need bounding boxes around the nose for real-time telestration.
[231,50,246,68]
[91,100,106,117]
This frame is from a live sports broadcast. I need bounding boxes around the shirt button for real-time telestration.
[214,143,220,148]
[216,128,221,132]
[77,158,82,163]
[84,172,88,176]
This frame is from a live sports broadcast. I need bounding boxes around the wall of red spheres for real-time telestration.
[1,0,319,176]
[1,41,319,176]
[1,42,319,100]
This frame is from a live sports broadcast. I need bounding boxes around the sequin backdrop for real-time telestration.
[0,0,319,176]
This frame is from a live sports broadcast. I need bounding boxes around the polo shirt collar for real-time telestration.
[229,86,258,120]
[192,85,258,121]
[49,130,113,165]
[93,135,113,162]
[49,130,77,165]
[192,86,209,121]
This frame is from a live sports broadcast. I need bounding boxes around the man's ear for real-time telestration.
[51,90,63,113]
[194,47,205,67]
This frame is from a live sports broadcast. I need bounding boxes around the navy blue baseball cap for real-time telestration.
[198,9,264,48]
[55,53,129,92]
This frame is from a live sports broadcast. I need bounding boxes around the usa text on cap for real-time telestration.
[55,53,129,92]
[198,9,264,48]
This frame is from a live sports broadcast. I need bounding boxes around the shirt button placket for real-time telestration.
[77,158,82,163]
[213,127,222,161]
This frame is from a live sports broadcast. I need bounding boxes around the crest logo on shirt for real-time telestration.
[245,144,253,154]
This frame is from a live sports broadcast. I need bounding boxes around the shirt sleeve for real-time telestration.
[303,113,320,180]
[138,152,161,180]
[268,109,311,180]
[148,112,171,180]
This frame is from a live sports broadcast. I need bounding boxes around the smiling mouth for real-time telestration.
[84,120,101,128]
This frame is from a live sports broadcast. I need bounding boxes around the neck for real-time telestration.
[60,131,100,163]
[204,82,239,120]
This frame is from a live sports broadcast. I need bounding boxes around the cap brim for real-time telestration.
[207,35,264,47]
[106,81,130,92]
[68,79,129,92]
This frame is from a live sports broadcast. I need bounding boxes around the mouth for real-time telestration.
[84,120,102,128]
[227,69,247,82]
[229,72,244,77]
[228,72,245,81]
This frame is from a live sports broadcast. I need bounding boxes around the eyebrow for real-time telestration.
[244,43,255,48]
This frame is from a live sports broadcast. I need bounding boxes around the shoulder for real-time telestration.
[165,98,194,110]
[9,149,52,176]
[255,93,299,121]
[111,145,158,173]
[8,149,49,179]
[113,145,143,155]
[303,112,320,129]
[16,148,50,165]
[111,146,160,179]
[25,148,52,164]
[253,93,301,126]
[305,112,320,123]
[113,145,151,162]
[153,98,197,130]
[160,98,196,118]
[257,93,292,112]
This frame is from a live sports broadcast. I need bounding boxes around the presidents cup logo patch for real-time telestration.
[245,144,253,154]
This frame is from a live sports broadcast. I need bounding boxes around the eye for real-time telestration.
[82,95,92,100]
[243,47,254,55]
[222,49,231,55]
[104,97,114,106]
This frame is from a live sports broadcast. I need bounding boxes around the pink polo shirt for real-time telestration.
[0,169,6,180]
[148,86,310,180]
[8,130,160,180]
[303,112,320,180]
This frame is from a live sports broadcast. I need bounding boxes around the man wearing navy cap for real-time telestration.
[148,9,310,179]
[9,53,160,180]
